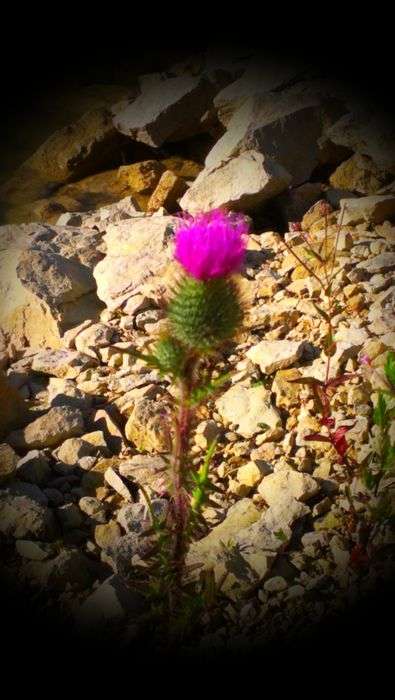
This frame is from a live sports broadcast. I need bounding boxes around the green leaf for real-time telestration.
[384,351,395,388]
[361,468,377,490]
[312,302,331,323]
[189,372,230,406]
[382,437,395,473]
[373,392,388,429]
[274,529,287,542]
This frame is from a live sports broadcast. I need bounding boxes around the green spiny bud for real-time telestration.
[168,275,243,353]
[151,336,187,377]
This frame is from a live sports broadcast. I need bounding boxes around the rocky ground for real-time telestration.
[0,49,394,652]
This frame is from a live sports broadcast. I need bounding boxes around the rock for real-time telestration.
[57,503,84,530]
[89,408,125,454]
[0,494,58,540]
[236,462,264,488]
[147,170,187,213]
[16,450,51,485]
[0,443,18,483]
[95,521,122,549]
[75,574,144,630]
[74,323,114,359]
[325,109,395,174]
[186,498,260,568]
[340,195,395,225]
[23,549,96,592]
[213,59,308,126]
[124,398,171,453]
[264,576,288,593]
[355,252,395,275]
[118,160,165,193]
[118,454,168,495]
[329,154,388,195]
[272,368,302,408]
[31,349,96,378]
[15,540,56,561]
[55,433,108,466]
[6,481,48,506]
[0,370,29,438]
[246,339,308,375]
[180,151,291,214]
[113,74,216,147]
[47,378,92,410]
[207,82,345,185]
[62,320,94,349]
[195,420,222,450]
[104,467,133,501]
[258,468,319,505]
[117,503,147,533]
[8,406,85,450]
[93,215,177,311]
[78,496,108,523]
[215,384,281,439]
[0,223,104,349]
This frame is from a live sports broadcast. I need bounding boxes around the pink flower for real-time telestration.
[174,209,248,280]
[359,354,372,366]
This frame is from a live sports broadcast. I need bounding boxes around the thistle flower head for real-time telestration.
[174,209,248,280]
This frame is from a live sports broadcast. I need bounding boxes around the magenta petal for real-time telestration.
[174,209,248,279]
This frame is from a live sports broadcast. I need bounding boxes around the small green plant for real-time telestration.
[361,351,395,492]
[130,209,249,634]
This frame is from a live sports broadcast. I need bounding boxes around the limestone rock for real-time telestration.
[0,443,18,483]
[147,170,187,213]
[0,223,104,349]
[74,323,114,359]
[340,195,395,225]
[180,151,291,214]
[93,215,177,311]
[124,398,171,453]
[0,494,58,541]
[113,74,216,147]
[208,82,345,185]
[0,370,29,439]
[94,521,122,549]
[118,160,165,193]
[325,110,395,174]
[16,450,51,485]
[8,406,85,450]
[186,498,260,568]
[258,468,319,506]
[23,549,95,592]
[75,574,144,630]
[329,154,388,195]
[247,339,308,375]
[215,384,281,439]
[118,454,168,495]
[213,60,308,126]
[32,349,96,378]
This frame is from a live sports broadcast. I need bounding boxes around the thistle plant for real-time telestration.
[135,209,248,616]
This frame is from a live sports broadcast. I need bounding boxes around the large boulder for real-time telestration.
[179,151,291,214]
[207,82,347,185]
[213,58,309,126]
[0,105,135,216]
[325,108,395,175]
[113,74,218,147]
[0,223,104,348]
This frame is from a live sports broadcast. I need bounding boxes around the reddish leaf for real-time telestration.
[304,433,332,443]
[325,373,357,388]
[321,416,335,428]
